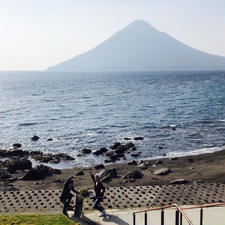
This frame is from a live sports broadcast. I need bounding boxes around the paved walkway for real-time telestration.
[84,205,225,225]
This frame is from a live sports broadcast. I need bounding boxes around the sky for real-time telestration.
[0,0,224,71]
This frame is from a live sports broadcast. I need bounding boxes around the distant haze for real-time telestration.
[48,20,225,71]
[0,0,224,71]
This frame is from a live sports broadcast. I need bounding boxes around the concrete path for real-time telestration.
[85,205,225,225]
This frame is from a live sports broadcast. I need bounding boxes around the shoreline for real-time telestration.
[23,144,225,170]
[3,147,225,191]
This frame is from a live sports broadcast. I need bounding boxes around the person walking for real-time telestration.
[60,176,79,217]
[89,171,106,217]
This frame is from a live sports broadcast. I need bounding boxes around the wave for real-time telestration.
[18,122,44,126]
[139,145,225,162]
[167,145,225,157]
[42,99,55,102]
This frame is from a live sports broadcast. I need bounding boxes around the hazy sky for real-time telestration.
[0,0,224,70]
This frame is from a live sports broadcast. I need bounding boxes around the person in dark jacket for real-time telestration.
[89,171,106,216]
[60,176,79,216]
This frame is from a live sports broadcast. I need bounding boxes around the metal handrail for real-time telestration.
[134,204,175,214]
[174,203,193,225]
[180,202,225,210]
[133,201,225,225]
[133,204,193,225]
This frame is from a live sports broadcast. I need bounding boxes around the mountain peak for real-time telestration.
[130,19,154,27]
[125,20,156,32]
[48,20,225,71]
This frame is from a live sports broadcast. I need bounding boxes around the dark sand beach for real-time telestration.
[5,148,225,191]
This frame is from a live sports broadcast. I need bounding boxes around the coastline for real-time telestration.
[22,143,225,170]
[5,147,225,191]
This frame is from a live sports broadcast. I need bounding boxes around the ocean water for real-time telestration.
[0,70,225,167]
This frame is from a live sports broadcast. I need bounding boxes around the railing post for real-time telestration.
[145,211,147,225]
[200,208,203,225]
[175,210,179,225]
[133,213,136,225]
[161,208,164,225]
[180,212,183,225]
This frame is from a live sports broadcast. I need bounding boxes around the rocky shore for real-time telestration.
[0,135,225,192]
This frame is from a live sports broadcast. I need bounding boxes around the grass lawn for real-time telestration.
[0,214,80,225]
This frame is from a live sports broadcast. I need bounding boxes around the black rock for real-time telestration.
[130,146,136,151]
[123,170,143,180]
[169,157,178,160]
[21,164,52,180]
[124,137,131,140]
[48,167,61,174]
[6,149,29,157]
[108,168,117,178]
[55,153,75,161]
[47,138,53,141]
[6,158,32,173]
[153,168,171,176]
[82,148,92,154]
[32,154,53,163]
[115,145,126,154]
[137,160,144,165]
[124,142,135,149]
[127,160,137,165]
[123,178,135,183]
[98,168,117,182]
[76,171,84,176]
[12,143,22,149]
[104,159,112,163]
[170,179,188,184]
[111,153,121,161]
[101,174,112,182]
[0,150,7,157]
[95,164,105,170]
[29,150,43,156]
[31,135,40,141]
[110,142,121,150]
[170,126,176,131]
[92,148,108,155]
[99,147,108,153]
[138,163,148,170]
[0,169,10,180]
[188,157,194,163]
[105,151,115,157]
[155,160,163,165]
[134,137,144,141]
[92,150,102,155]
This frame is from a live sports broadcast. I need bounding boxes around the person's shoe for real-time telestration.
[99,211,106,217]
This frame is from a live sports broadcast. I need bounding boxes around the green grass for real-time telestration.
[0,214,80,225]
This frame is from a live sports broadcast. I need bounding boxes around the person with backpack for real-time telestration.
[60,176,79,217]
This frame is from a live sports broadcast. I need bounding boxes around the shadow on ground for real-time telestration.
[102,214,129,225]
[71,215,99,225]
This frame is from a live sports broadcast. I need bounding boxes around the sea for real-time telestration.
[0,70,225,168]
